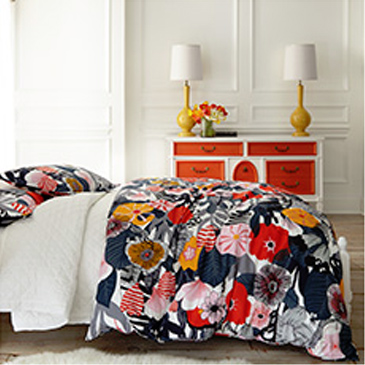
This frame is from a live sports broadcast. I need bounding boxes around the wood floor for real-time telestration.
[0,214,363,364]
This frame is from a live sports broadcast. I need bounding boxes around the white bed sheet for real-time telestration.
[0,189,118,331]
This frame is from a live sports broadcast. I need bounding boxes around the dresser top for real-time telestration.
[169,135,324,142]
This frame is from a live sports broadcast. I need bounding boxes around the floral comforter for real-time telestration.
[87,178,358,361]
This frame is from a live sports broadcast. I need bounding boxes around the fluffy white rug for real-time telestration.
[6,347,251,364]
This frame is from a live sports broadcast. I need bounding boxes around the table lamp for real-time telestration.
[284,44,318,137]
[170,44,203,137]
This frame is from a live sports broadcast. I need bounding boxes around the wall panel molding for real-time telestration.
[250,104,349,127]
[250,0,350,93]
[14,0,125,181]
[140,0,240,94]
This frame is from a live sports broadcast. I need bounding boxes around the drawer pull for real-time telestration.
[282,181,300,188]
[201,146,216,153]
[281,166,299,173]
[275,146,290,153]
[192,167,209,174]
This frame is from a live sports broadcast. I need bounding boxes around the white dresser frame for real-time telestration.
[170,135,324,211]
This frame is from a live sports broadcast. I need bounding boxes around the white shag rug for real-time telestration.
[6,347,252,364]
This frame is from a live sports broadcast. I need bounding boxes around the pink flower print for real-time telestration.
[200,291,226,325]
[106,217,130,238]
[36,166,58,173]
[18,193,37,210]
[169,187,192,194]
[99,257,113,279]
[327,284,348,323]
[129,191,151,201]
[184,246,196,261]
[249,299,271,329]
[145,286,168,320]
[26,170,58,193]
[146,185,163,192]
[169,300,178,312]
[216,223,251,257]
[175,279,211,311]
[254,264,291,306]
[308,322,345,360]
[149,199,176,212]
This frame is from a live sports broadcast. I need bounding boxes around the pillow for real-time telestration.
[0,164,116,197]
[0,182,44,226]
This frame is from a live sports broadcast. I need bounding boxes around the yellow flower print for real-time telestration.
[127,240,165,272]
[65,178,84,193]
[113,203,154,226]
[282,208,319,228]
[150,179,180,187]
[179,236,203,271]
[196,183,215,191]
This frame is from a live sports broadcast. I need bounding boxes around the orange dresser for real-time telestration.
[170,136,324,210]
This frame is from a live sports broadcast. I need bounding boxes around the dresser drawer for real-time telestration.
[248,142,317,156]
[174,142,243,156]
[232,161,258,182]
[175,160,225,179]
[266,160,315,194]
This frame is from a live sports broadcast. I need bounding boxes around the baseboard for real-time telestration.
[324,197,364,214]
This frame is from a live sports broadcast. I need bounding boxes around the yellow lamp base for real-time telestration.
[178,130,196,137]
[290,106,311,137]
[292,130,310,137]
[290,83,311,137]
[177,107,196,137]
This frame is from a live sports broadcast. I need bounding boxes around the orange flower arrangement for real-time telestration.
[189,102,228,125]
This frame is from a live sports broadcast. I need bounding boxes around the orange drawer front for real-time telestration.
[232,161,258,182]
[174,142,243,156]
[266,160,315,195]
[175,160,225,179]
[248,142,317,156]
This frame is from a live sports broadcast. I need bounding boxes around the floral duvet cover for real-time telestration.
[87,178,358,361]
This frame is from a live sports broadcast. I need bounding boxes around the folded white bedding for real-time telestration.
[0,190,117,331]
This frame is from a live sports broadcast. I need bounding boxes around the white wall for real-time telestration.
[125,0,364,214]
[12,0,125,182]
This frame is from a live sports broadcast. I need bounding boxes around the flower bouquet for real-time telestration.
[189,102,228,137]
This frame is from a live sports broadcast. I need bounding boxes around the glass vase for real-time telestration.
[201,118,216,138]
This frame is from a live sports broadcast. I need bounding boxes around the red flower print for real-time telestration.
[186,306,211,328]
[232,191,263,201]
[249,224,289,262]
[225,281,251,325]
[26,170,58,193]
[168,206,193,224]
[120,283,144,316]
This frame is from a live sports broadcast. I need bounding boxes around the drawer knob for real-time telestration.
[201,146,216,153]
[192,167,209,174]
[282,181,300,188]
[243,167,248,172]
[281,166,299,173]
[275,146,290,153]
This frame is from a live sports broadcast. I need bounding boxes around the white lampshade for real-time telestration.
[284,44,318,81]
[170,44,203,81]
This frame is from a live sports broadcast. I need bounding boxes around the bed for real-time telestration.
[0,164,358,361]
